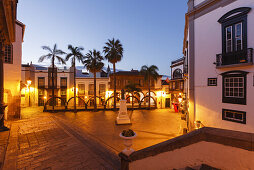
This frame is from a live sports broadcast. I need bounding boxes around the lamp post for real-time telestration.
[27,80,32,107]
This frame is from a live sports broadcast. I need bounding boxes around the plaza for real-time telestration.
[1,0,254,169]
[0,108,182,169]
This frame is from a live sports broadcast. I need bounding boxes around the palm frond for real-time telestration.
[65,53,73,61]
[56,55,66,65]
[41,46,53,53]
[38,53,51,62]
[84,49,104,73]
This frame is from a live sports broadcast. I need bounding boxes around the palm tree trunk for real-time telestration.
[94,71,97,111]
[148,75,151,110]
[52,57,55,112]
[113,63,116,111]
[74,60,77,113]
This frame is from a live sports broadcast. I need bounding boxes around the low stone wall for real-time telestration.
[119,127,254,170]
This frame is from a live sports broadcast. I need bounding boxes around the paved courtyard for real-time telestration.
[0,107,184,170]
[53,109,184,152]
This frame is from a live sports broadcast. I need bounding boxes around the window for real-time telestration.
[88,84,94,95]
[61,89,66,96]
[222,71,247,105]
[235,23,242,51]
[61,89,67,106]
[38,77,45,88]
[180,81,184,89]
[48,68,57,88]
[60,77,67,88]
[208,78,217,86]
[217,7,251,66]
[169,82,172,90]
[226,26,232,53]
[172,82,175,89]
[224,77,244,98]
[99,84,106,96]
[222,109,246,124]
[225,23,243,53]
[173,69,182,79]
[4,45,13,64]
[78,84,85,95]
[139,80,144,87]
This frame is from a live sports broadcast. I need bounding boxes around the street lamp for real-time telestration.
[27,79,32,107]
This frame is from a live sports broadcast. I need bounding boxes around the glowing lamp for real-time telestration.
[178,94,183,103]
[27,80,32,86]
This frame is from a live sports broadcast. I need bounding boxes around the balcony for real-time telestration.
[216,48,253,68]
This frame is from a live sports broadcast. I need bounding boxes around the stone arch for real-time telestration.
[104,96,121,109]
[140,96,157,108]
[145,91,156,97]
[86,96,104,106]
[66,96,87,109]
[126,95,141,104]
[173,68,182,79]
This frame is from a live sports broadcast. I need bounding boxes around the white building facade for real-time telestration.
[4,21,25,119]
[21,65,110,108]
[185,0,254,132]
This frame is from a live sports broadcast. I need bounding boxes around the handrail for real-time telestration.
[215,48,253,67]
[119,127,254,164]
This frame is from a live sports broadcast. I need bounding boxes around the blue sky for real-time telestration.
[17,0,187,75]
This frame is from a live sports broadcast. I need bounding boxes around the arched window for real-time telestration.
[217,7,251,66]
[173,69,182,79]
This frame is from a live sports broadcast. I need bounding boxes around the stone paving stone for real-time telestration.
[0,128,10,169]
[2,115,119,170]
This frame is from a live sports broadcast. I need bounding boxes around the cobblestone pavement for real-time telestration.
[0,127,9,169]
[2,115,120,170]
[53,109,184,152]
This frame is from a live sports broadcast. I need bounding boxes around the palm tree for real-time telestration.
[65,45,84,113]
[83,49,104,111]
[140,65,159,109]
[103,38,123,110]
[125,83,141,110]
[38,44,66,111]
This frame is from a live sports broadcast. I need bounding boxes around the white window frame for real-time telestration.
[223,109,245,124]
[225,26,233,53]
[208,78,217,86]
[224,77,244,98]
[235,22,243,51]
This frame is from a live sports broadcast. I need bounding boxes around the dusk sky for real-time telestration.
[17,0,187,75]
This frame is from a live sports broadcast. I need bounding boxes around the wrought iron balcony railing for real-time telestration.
[216,48,253,67]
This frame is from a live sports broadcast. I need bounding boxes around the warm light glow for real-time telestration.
[156,91,166,97]
[71,87,78,95]
[178,98,183,103]
[106,91,113,99]
[27,80,32,86]
[178,94,183,103]
[71,87,78,92]
[44,96,47,100]
[162,91,166,97]
[85,96,88,99]
[194,120,202,129]
[21,88,26,95]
